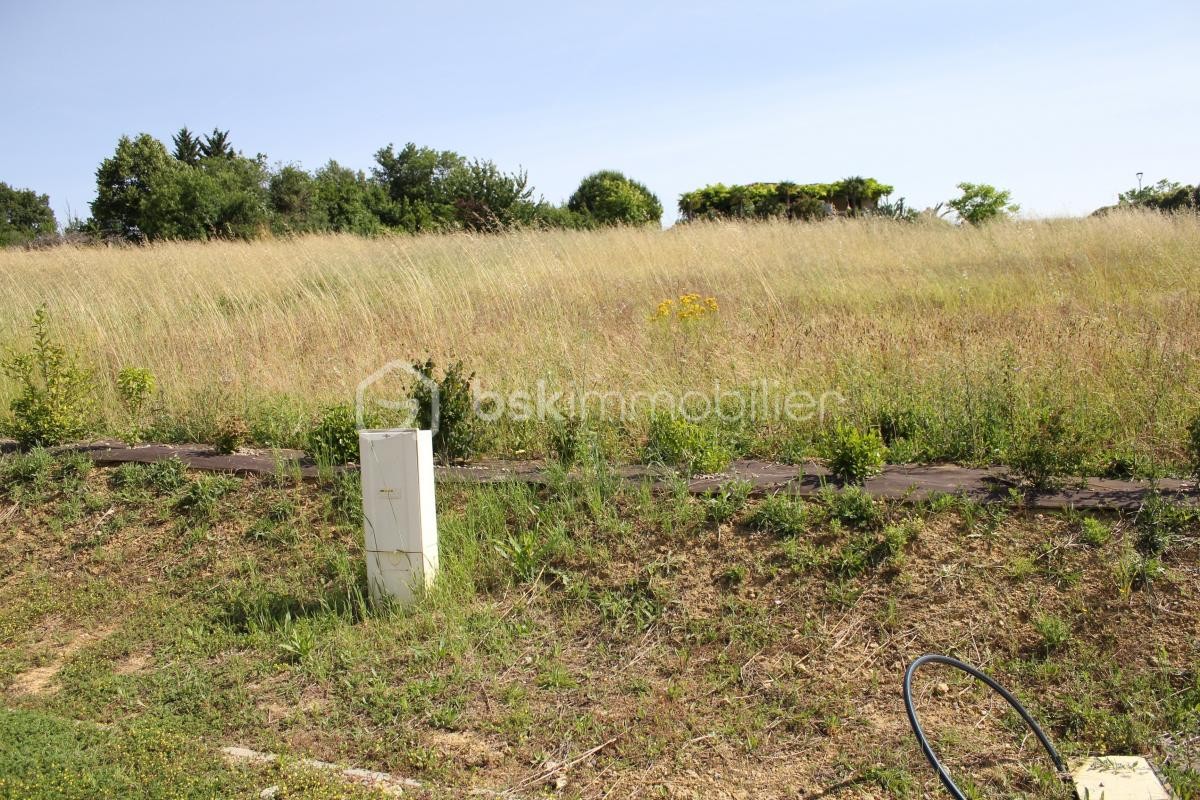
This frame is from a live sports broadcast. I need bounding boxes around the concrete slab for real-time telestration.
[1071,756,1171,800]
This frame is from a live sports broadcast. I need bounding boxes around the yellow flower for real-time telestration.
[652,293,718,322]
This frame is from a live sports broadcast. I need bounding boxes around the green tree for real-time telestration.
[1118,179,1197,212]
[311,161,384,235]
[567,170,663,226]
[199,128,233,160]
[445,159,535,231]
[371,143,463,232]
[268,165,317,232]
[91,133,268,241]
[0,183,58,246]
[172,127,201,165]
[947,182,1020,225]
[91,133,182,240]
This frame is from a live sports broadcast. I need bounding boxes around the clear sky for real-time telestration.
[2,0,1197,225]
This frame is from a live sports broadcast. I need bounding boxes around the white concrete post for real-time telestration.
[359,429,439,604]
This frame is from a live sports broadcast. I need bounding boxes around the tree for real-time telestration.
[1118,179,1197,212]
[311,161,383,236]
[199,128,233,160]
[91,133,181,240]
[91,132,268,241]
[567,170,662,226]
[947,182,1019,225]
[371,143,464,231]
[0,182,57,246]
[172,127,201,165]
[445,159,535,231]
[268,165,317,232]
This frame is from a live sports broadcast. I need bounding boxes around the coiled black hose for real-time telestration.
[903,653,1068,799]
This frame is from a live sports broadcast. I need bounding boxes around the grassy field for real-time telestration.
[2,212,1199,471]
[0,450,1197,798]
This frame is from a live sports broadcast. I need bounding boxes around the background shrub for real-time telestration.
[824,422,886,484]
[306,404,359,466]
[411,358,483,462]
[644,413,732,476]
[1007,407,1088,490]
[1,305,94,448]
[568,170,662,227]
[115,366,156,443]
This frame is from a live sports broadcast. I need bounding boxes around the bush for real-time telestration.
[212,416,249,455]
[1,305,94,448]
[1079,517,1111,548]
[306,404,359,466]
[1007,407,1088,490]
[824,422,886,484]
[567,170,662,226]
[644,413,732,476]
[116,367,156,443]
[411,359,482,462]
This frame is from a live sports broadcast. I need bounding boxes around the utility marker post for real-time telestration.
[359,429,439,604]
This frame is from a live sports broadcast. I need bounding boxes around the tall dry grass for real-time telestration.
[1,212,1198,462]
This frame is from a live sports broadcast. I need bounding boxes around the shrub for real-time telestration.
[644,413,732,476]
[115,366,156,443]
[1007,407,1088,490]
[1,305,94,448]
[746,493,809,537]
[307,404,359,466]
[824,422,886,484]
[411,358,482,462]
[567,170,663,226]
[1079,517,1111,548]
[212,416,249,455]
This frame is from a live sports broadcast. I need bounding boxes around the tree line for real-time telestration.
[2,128,1195,247]
[1,128,664,246]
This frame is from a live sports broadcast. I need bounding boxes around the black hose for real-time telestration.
[903,653,1068,799]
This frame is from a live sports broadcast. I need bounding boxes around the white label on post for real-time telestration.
[359,429,439,604]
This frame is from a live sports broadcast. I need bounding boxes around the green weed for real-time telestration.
[824,422,886,484]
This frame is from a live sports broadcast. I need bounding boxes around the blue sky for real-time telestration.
[2,0,1197,225]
